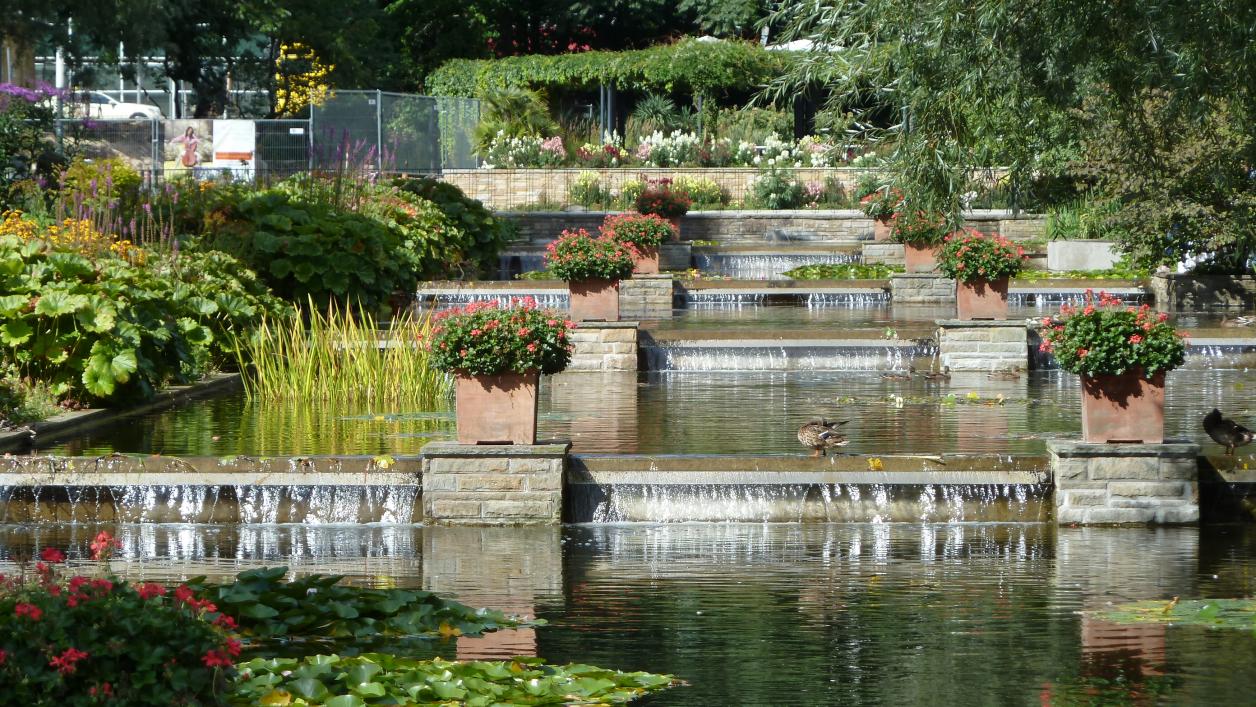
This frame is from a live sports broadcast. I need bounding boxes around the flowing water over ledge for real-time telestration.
[1,523,1254,705]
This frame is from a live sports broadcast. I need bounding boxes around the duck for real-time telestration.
[1219,315,1256,328]
[798,419,850,458]
[920,366,951,382]
[880,366,916,382]
[987,369,1023,381]
[1203,408,1255,456]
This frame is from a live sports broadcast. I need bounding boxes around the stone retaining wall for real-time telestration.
[863,243,904,265]
[1151,273,1256,310]
[1050,440,1200,525]
[619,276,675,320]
[569,323,639,371]
[421,443,568,525]
[891,273,955,303]
[936,320,1029,372]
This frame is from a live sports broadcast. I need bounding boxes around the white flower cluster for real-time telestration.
[636,130,703,167]
[481,131,565,169]
[747,135,834,168]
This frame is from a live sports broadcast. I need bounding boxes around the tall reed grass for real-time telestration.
[238,302,451,410]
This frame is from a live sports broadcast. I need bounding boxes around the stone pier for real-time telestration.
[936,320,1029,372]
[891,273,955,303]
[421,443,569,525]
[862,242,905,266]
[568,322,639,371]
[1049,440,1200,525]
[619,275,675,319]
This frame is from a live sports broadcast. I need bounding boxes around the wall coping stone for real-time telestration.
[936,319,1038,331]
[1048,439,1200,458]
[422,442,571,458]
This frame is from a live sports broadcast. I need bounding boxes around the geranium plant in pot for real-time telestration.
[430,299,574,445]
[859,186,903,241]
[1040,291,1186,443]
[937,229,1028,320]
[634,178,691,239]
[545,228,636,322]
[892,210,950,272]
[600,213,675,275]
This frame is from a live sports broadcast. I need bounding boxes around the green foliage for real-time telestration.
[858,187,902,220]
[0,560,234,706]
[239,303,449,409]
[58,158,143,211]
[0,376,60,428]
[392,176,510,276]
[891,211,949,246]
[1098,598,1256,630]
[617,178,648,209]
[0,83,63,205]
[600,213,675,249]
[544,229,636,282]
[1040,293,1185,377]
[473,87,558,152]
[0,235,218,403]
[1043,197,1122,241]
[230,654,676,706]
[429,300,574,376]
[782,263,904,280]
[569,171,612,208]
[673,176,729,206]
[186,567,528,651]
[629,94,697,140]
[427,38,789,99]
[937,229,1028,283]
[749,166,805,209]
[713,106,793,144]
[196,190,417,311]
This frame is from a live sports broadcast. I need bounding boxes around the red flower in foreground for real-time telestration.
[136,583,167,600]
[14,603,42,621]
[39,547,66,564]
[201,649,233,668]
[1129,334,1143,344]
[89,531,121,560]
[48,647,90,674]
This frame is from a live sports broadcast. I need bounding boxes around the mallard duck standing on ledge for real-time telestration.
[798,419,849,457]
[1203,408,1255,456]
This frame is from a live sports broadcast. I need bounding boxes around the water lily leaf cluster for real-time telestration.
[230,654,677,706]
[1098,599,1256,630]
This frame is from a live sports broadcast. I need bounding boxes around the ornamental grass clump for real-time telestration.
[429,298,574,376]
[634,178,691,219]
[599,213,675,250]
[891,210,950,245]
[1040,290,1186,377]
[544,228,636,282]
[938,229,1028,282]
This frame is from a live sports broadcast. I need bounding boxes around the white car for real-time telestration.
[66,91,163,120]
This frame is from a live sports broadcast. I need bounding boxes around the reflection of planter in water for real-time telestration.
[455,372,539,445]
[903,242,941,273]
[955,277,1009,320]
[1081,369,1165,444]
[568,279,620,322]
[631,246,659,275]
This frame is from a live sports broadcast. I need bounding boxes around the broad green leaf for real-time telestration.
[1,319,32,346]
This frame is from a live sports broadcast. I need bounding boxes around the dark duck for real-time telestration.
[1203,408,1255,456]
[798,419,849,457]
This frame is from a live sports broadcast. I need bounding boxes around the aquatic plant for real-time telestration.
[238,301,450,408]
[782,263,904,280]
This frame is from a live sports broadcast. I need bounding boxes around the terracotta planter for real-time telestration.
[668,217,683,242]
[904,242,941,273]
[955,277,1010,320]
[1080,368,1166,443]
[568,279,620,322]
[631,245,659,275]
[872,216,893,242]
[454,371,539,445]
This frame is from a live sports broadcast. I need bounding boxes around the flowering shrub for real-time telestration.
[545,228,637,281]
[569,171,611,207]
[538,136,567,167]
[0,533,237,706]
[635,131,702,167]
[937,229,1028,282]
[891,210,950,245]
[750,166,805,209]
[859,187,903,220]
[673,176,729,206]
[1,82,64,202]
[575,132,629,167]
[429,298,574,376]
[750,134,835,168]
[480,132,552,169]
[1039,291,1186,377]
[635,178,691,218]
[600,213,675,249]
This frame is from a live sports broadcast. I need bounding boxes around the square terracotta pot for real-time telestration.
[1081,369,1165,443]
[454,371,539,445]
[668,217,683,241]
[955,277,1010,320]
[632,246,659,275]
[872,216,893,242]
[904,242,941,272]
[569,279,620,322]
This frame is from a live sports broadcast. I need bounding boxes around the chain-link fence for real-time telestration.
[48,92,479,184]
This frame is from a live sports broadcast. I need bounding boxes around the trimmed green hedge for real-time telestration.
[427,38,790,99]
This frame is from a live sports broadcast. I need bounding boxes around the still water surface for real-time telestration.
[2,523,1253,705]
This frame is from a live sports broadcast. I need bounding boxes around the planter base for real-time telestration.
[1081,370,1165,444]
[631,246,659,275]
[872,217,893,242]
[904,242,941,273]
[569,279,620,322]
[955,277,1010,320]
[455,372,539,445]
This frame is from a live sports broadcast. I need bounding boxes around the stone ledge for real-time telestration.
[935,319,1036,329]
[1048,440,1200,458]
[421,442,572,458]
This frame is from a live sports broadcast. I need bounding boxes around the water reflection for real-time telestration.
[1,523,1254,705]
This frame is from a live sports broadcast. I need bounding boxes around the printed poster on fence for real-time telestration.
[211,120,256,179]
[163,120,213,176]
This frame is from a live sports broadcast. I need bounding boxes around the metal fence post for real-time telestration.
[375,89,383,174]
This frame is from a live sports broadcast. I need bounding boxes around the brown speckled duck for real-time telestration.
[1204,408,1255,456]
[880,366,916,382]
[798,419,849,458]
[921,366,951,382]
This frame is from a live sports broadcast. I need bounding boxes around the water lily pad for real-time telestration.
[1098,598,1256,629]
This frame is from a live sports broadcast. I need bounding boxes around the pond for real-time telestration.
[2,523,1253,705]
